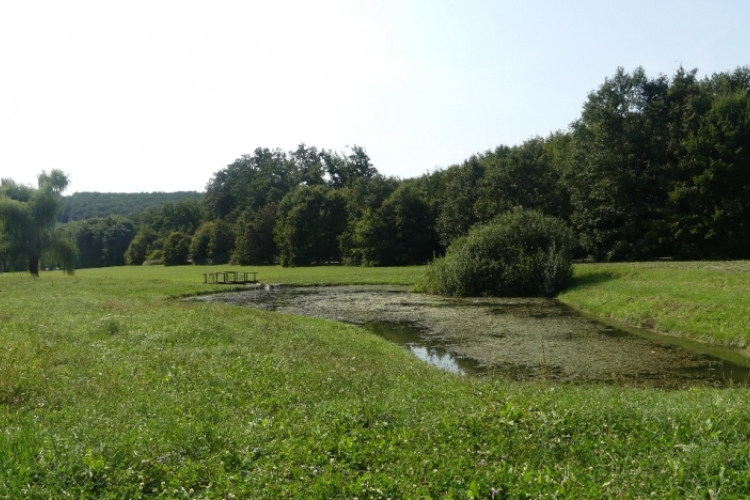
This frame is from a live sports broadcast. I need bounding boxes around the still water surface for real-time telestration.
[193,285,750,387]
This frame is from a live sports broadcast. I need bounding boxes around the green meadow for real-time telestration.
[559,261,750,347]
[2,263,750,499]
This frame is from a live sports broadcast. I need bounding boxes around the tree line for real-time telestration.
[3,65,749,273]
[418,65,750,261]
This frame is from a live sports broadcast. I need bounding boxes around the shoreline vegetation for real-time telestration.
[65,260,747,350]
[2,262,750,498]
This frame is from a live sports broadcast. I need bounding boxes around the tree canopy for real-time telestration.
[7,66,748,273]
[0,171,77,276]
[58,191,202,223]
[274,185,347,266]
[64,215,136,268]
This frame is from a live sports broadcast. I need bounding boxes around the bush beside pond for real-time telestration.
[418,208,575,297]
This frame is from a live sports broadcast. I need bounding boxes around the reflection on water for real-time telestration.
[409,345,463,374]
[362,320,480,375]
[192,286,750,388]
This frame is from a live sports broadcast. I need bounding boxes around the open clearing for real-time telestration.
[2,263,750,498]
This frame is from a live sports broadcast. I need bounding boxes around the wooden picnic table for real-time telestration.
[203,271,258,284]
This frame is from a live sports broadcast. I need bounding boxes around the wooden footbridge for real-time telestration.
[203,271,258,285]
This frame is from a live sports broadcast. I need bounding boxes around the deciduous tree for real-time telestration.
[274,186,346,266]
[162,231,191,266]
[0,171,77,276]
[236,204,278,265]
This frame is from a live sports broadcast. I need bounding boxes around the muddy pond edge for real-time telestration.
[192,279,750,374]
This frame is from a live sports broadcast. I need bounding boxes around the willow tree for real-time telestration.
[0,170,77,276]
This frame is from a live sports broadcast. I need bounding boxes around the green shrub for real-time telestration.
[146,249,163,261]
[125,230,160,265]
[162,232,191,266]
[417,208,575,297]
[142,249,163,266]
[190,221,235,265]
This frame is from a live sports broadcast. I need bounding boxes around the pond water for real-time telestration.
[192,285,750,388]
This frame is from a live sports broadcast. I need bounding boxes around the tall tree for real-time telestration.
[675,88,750,257]
[324,146,379,189]
[274,186,347,266]
[474,138,571,223]
[435,156,485,247]
[343,184,438,266]
[189,222,213,265]
[162,232,191,266]
[338,175,400,263]
[236,204,278,265]
[568,67,674,260]
[0,171,77,276]
[189,220,235,265]
[204,148,295,222]
[290,144,326,186]
[347,146,378,181]
[65,215,137,268]
[207,220,234,264]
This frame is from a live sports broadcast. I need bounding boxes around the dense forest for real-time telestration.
[58,191,203,222]
[3,65,749,271]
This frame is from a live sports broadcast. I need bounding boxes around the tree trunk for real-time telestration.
[29,254,39,277]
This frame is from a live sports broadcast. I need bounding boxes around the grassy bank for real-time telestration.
[559,261,750,348]
[2,265,750,498]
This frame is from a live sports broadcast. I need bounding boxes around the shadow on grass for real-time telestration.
[565,271,619,291]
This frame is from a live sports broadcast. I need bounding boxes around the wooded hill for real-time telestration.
[58,191,203,222]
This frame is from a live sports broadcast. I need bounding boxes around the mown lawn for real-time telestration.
[2,264,750,499]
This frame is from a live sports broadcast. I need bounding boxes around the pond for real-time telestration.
[192,285,750,388]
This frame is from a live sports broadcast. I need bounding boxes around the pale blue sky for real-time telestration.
[1,0,747,193]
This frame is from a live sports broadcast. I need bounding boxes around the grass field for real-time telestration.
[2,263,750,499]
[559,261,750,348]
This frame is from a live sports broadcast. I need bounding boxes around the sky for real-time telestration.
[1,0,748,194]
